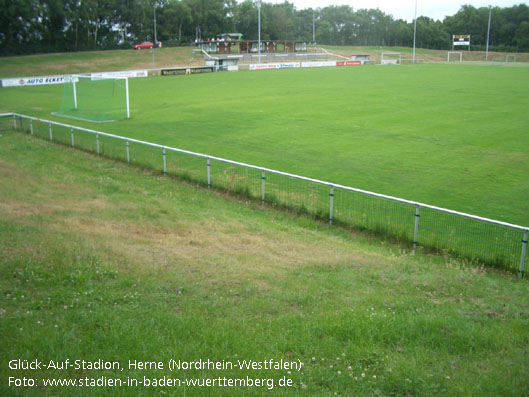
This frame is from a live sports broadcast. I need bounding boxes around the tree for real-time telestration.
[391,19,413,47]
[318,5,355,45]
[515,21,529,51]
[0,0,38,54]
[2,1,529,56]
[264,1,296,40]
[235,0,261,40]
[415,17,449,49]
[295,8,316,42]
[162,0,192,44]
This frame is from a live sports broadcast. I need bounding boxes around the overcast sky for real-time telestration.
[268,1,524,21]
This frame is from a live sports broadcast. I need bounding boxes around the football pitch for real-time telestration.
[3,63,529,226]
[2,59,529,396]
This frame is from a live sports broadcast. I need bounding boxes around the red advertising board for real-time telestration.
[336,61,362,67]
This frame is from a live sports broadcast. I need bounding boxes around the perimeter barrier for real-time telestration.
[2,113,527,277]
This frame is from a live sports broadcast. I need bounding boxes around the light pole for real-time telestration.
[257,1,261,63]
[313,10,315,43]
[486,6,492,61]
[154,5,157,45]
[412,0,417,63]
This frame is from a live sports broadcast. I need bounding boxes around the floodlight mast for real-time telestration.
[313,10,315,42]
[412,0,417,63]
[154,4,157,45]
[257,0,261,63]
[486,6,492,61]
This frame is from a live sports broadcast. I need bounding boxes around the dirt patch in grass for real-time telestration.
[58,211,382,282]
[0,145,387,284]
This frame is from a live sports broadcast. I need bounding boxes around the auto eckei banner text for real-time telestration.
[2,70,148,88]
[1,75,67,87]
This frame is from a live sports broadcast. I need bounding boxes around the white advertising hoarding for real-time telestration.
[2,69,148,88]
[249,62,301,70]
[301,61,337,68]
[1,75,67,87]
[90,70,148,79]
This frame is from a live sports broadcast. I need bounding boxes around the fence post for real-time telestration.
[70,128,74,147]
[96,133,100,155]
[329,185,334,224]
[30,119,33,135]
[207,158,211,188]
[48,123,52,141]
[163,148,167,175]
[12,114,17,130]
[261,170,266,204]
[126,140,130,163]
[414,204,420,247]
[520,230,528,279]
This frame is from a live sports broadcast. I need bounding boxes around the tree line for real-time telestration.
[1,0,529,56]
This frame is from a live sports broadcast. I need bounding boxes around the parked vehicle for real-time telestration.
[133,41,154,50]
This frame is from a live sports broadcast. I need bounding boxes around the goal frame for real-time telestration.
[380,52,402,65]
[505,55,516,63]
[58,74,130,122]
[447,51,462,64]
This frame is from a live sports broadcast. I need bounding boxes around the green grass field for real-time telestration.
[2,64,528,228]
[1,132,528,396]
[1,55,529,394]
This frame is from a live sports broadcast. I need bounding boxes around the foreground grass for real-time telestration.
[0,132,528,396]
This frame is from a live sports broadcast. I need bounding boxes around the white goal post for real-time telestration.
[55,75,130,122]
[447,51,462,63]
[505,55,516,63]
[381,52,402,65]
[70,75,130,119]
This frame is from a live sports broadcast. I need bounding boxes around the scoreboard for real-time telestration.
[452,34,471,49]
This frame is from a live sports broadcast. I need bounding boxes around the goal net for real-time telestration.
[447,51,462,64]
[381,52,401,65]
[53,75,130,123]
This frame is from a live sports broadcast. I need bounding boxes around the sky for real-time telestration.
[268,1,525,21]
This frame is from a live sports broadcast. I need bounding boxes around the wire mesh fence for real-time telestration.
[4,112,528,277]
[333,187,416,242]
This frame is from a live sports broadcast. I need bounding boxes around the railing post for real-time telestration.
[48,123,52,141]
[520,230,528,279]
[163,148,167,175]
[126,140,130,163]
[414,204,420,247]
[207,158,211,188]
[30,119,33,135]
[70,128,74,147]
[261,170,266,204]
[96,133,100,155]
[12,114,17,130]
[329,185,334,224]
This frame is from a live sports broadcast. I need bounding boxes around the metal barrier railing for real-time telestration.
[3,112,527,277]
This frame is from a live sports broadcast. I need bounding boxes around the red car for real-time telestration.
[133,41,154,50]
